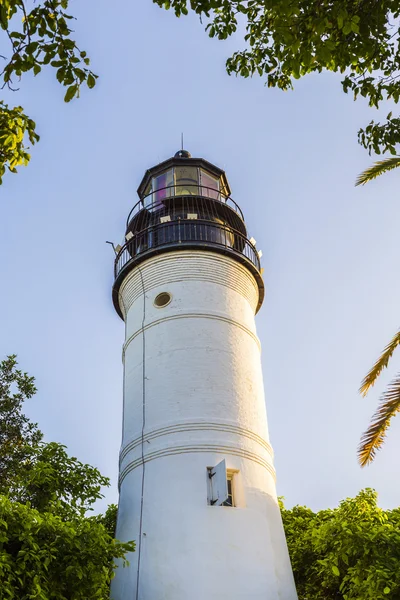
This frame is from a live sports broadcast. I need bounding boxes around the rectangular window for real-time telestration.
[207,460,236,507]
[175,166,199,196]
[220,180,229,201]
[200,170,220,200]
[222,474,234,507]
[143,182,153,208]
[153,169,174,207]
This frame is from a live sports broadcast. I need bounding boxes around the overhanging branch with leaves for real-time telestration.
[154,0,400,156]
[0,0,97,184]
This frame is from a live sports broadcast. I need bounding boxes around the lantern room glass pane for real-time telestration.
[220,180,228,201]
[153,169,173,207]
[200,170,220,200]
[143,182,153,208]
[175,166,199,196]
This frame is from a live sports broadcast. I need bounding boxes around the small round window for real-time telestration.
[154,292,172,308]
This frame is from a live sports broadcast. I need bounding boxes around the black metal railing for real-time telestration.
[114,220,260,279]
[126,185,244,228]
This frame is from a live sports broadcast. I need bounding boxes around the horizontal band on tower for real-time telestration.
[118,251,260,318]
[120,421,274,464]
[118,443,276,488]
[122,312,261,360]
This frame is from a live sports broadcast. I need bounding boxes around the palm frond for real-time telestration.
[359,330,400,397]
[358,372,400,466]
[355,156,400,186]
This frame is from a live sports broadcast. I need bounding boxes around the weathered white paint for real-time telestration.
[111,250,298,600]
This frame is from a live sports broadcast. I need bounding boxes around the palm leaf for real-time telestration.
[359,330,400,397]
[358,372,400,466]
[355,156,400,186]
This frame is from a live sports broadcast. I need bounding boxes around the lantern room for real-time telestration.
[112,151,264,317]
[138,150,229,207]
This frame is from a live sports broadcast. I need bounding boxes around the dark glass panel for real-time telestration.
[175,166,199,196]
[153,170,173,206]
[200,170,220,200]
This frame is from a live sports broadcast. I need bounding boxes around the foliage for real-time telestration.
[8,441,111,519]
[356,156,400,186]
[95,503,118,538]
[154,0,400,155]
[281,489,400,599]
[0,0,97,184]
[0,102,39,183]
[0,495,134,600]
[0,355,135,597]
[0,354,42,493]
[356,330,400,465]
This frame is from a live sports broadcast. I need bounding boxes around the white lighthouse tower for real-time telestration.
[110,150,298,600]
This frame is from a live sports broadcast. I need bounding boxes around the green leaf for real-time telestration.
[342,22,352,35]
[332,565,340,576]
[87,73,96,89]
[0,6,8,29]
[64,84,78,102]
[384,587,391,594]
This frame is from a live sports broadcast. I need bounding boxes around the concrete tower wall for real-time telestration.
[111,250,298,600]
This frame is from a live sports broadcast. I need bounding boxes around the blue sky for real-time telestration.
[1,0,400,512]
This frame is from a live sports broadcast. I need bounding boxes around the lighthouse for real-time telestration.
[110,151,298,600]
